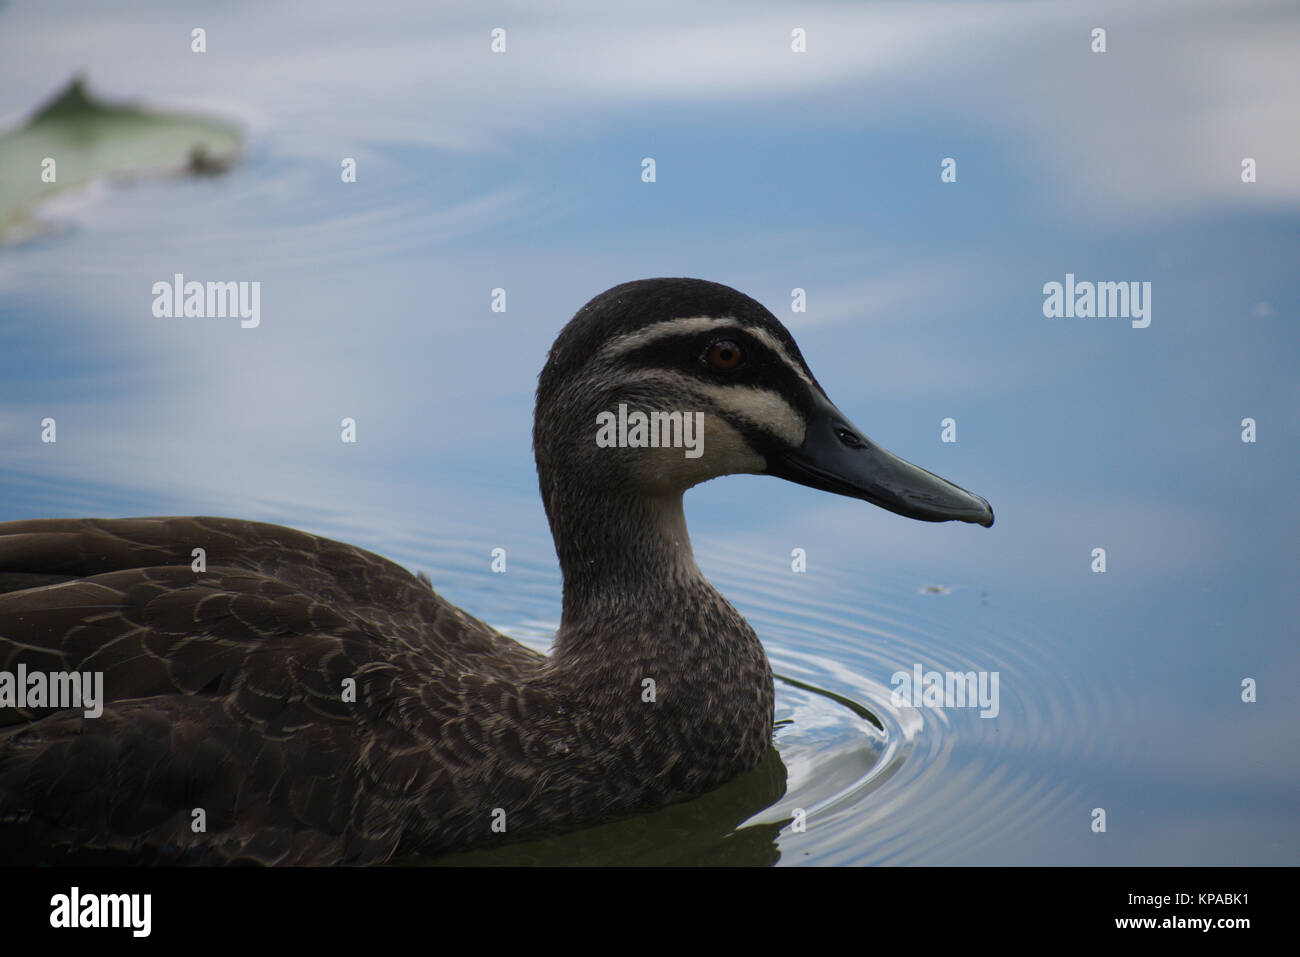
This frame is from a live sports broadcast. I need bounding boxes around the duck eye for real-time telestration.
[705,340,745,371]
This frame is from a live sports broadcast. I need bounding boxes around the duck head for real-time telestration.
[534,278,994,537]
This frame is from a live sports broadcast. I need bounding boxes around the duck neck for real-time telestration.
[548,487,703,638]
[542,482,775,786]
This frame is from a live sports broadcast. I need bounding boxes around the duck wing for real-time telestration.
[0,516,544,864]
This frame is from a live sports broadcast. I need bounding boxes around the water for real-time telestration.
[1,0,1297,866]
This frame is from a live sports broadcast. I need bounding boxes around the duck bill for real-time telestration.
[766,392,994,527]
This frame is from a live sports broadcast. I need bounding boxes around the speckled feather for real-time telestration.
[0,514,772,864]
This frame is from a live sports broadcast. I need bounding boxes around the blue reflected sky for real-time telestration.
[1,0,1297,863]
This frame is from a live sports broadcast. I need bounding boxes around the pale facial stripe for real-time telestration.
[600,315,817,391]
[612,368,806,447]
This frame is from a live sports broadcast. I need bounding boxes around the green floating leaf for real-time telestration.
[0,75,243,244]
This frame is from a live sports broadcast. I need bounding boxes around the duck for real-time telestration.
[0,278,992,865]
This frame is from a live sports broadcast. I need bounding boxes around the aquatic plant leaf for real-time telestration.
[0,75,242,243]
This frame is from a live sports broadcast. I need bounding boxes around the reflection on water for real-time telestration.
[425,746,790,867]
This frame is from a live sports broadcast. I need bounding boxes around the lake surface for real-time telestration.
[1,0,1296,865]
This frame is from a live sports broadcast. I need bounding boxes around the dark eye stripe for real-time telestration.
[598,315,818,390]
[617,328,753,368]
[610,331,815,417]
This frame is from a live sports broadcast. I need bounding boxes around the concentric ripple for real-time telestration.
[699,538,1141,865]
